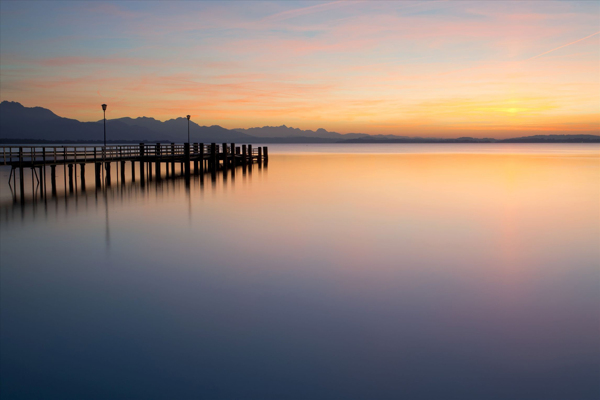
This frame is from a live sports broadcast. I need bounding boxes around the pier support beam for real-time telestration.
[105,162,111,187]
[210,143,217,171]
[139,143,145,186]
[18,147,24,202]
[121,161,126,184]
[95,163,101,188]
[51,165,57,197]
[231,143,236,168]
[199,143,205,173]
[68,164,74,193]
[222,143,228,171]
[257,147,262,170]
[184,143,191,177]
[155,143,161,180]
[38,166,44,199]
[170,143,175,175]
[80,163,86,192]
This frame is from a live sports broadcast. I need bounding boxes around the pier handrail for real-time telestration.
[1,143,265,166]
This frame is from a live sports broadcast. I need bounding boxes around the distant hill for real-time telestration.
[1,101,598,143]
[0,101,166,142]
[500,134,600,143]
[234,125,369,140]
[0,101,252,143]
[111,116,251,142]
[345,135,600,143]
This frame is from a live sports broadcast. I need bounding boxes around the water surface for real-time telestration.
[1,144,599,399]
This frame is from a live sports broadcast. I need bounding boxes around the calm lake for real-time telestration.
[1,144,599,399]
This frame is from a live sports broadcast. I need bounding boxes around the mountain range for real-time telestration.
[1,101,598,143]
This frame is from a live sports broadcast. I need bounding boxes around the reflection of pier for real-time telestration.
[2,143,268,203]
[0,158,266,250]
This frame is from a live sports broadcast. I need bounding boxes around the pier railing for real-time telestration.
[0,143,263,166]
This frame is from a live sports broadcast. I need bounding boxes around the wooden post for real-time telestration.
[257,147,262,167]
[105,162,111,187]
[42,148,47,197]
[95,163,101,187]
[68,164,74,192]
[242,145,247,165]
[139,143,145,186]
[80,164,86,192]
[170,143,175,174]
[121,161,126,184]
[231,143,236,168]
[193,143,199,175]
[221,143,227,170]
[18,147,24,202]
[155,143,161,179]
[248,144,253,164]
[38,167,44,199]
[263,146,268,163]
[50,165,57,197]
[131,161,136,182]
[210,143,216,170]
[184,142,191,177]
[199,143,204,172]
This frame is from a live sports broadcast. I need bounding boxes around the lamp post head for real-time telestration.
[186,115,190,120]
[102,104,107,111]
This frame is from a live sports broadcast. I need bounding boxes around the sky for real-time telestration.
[0,0,599,138]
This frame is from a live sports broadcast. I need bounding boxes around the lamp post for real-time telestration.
[102,104,107,148]
[186,115,191,144]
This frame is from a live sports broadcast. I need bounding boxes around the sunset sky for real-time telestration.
[1,1,598,138]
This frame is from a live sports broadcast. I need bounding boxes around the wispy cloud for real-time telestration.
[526,30,600,61]
[260,1,354,23]
[1,1,598,137]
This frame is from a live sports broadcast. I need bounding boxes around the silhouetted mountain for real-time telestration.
[112,116,251,142]
[500,134,600,143]
[0,101,164,142]
[345,135,599,143]
[234,125,371,140]
[0,101,252,143]
[1,101,598,144]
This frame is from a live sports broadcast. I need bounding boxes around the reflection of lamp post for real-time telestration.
[186,115,191,144]
[102,104,107,148]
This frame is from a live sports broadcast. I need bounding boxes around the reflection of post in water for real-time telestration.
[263,146,269,166]
[1,157,257,233]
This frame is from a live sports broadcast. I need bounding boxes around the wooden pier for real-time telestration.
[1,143,268,202]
